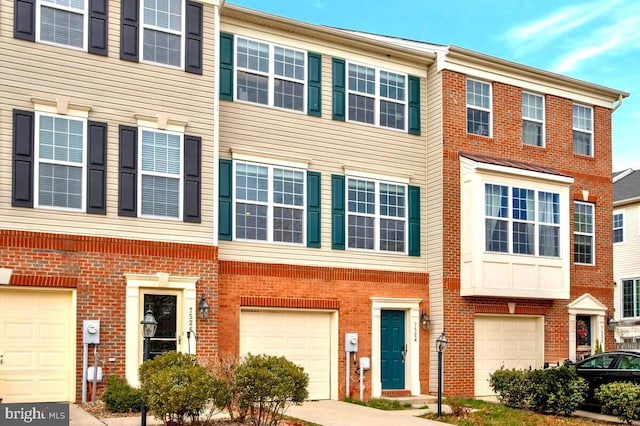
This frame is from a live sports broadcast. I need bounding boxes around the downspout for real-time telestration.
[213,0,223,247]
[612,94,623,112]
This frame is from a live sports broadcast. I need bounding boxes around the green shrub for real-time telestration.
[101,375,143,413]
[488,367,530,408]
[527,365,587,416]
[139,352,216,426]
[596,382,640,424]
[235,353,309,426]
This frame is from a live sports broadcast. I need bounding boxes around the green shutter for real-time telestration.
[307,171,321,247]
[408,185,420,256]
[307,52,322,117]
[219,159,232,240]
[332,58,345,121]
[331,174,345,250]
[408,75,421,135]
[219,32,234,101]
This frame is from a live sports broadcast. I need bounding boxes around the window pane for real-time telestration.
[348,64,375,95]
[40,6,84,48]
[485,184,508,218]
[39,163,82,209]
[523,120,543,146]
[236,38,269,73]
[522,93,543,121]
[539,225,559,256]
[273,206,303,243]
[274,47,304,80]
[512,188,534,221]
[613,213,624,243]
[467,108,489,136]
[236,202,267,241]
[141,175,179,217]
[144,0,182,31]
[380,184,405,217]
[143,28,181,67]
[380,218,405,252]
[273,168,304,206]
[236,163,268,202]
[380,100,404,130]
[467,80,490,109]
[574,203,593,233]
[380,71,405,101]
[141,130,181,175]
[348,179,375,214]
[574,234,593,264]
[485,219,508,252]
[573,130,592,156]
[274,79,304,111]
[622,280,635,318]
[348,215,374,249]
[348,94,375,124]
[512,222,534,254]
[237,71,269,105]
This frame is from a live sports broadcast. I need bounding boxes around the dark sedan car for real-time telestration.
[574,350,640,408]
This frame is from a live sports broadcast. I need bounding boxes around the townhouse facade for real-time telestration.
[0,0,629,404]
[612,169,640,345]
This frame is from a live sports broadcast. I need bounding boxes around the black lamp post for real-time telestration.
[140,309,157,426]
[436,329,448,418]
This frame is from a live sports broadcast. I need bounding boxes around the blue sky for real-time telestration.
[227,0,639,172]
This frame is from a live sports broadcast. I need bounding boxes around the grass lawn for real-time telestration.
[420,398,618,426]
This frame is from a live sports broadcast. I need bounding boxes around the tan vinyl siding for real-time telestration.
[425,65,444,392]
[219,26,428,271]
[614,204,640,321]
[0,2,216,245]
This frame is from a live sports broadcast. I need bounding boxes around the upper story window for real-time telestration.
[622,278,640,318]
[35,112,86,210]
[574,201,594,264]
[142,0,184,67]
[573,104,593,156]
[37,0,87,50]
[234,162,306,244]
[467,79,491,137]
[347,177,407,252]
[613,211,624,243]
[138,129,183,219]
[485,184,560,256]
[235,37,306,112]
[522,92,544,147]
[347,63,407,130]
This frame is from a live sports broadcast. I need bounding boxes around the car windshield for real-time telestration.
[580,354,616,369]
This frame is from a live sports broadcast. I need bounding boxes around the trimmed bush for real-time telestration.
[489,367,530,408]
[139,352,216,426]
[596,382,640,424]
[528,365,587,416]
[207,353,248,423]
[235,354,309,426]
[101,375,143,413]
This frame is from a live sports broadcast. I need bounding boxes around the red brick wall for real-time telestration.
[218,260,430,400]
[0,230,219,401]
[441,70,614,396]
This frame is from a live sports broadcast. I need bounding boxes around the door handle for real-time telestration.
[401,344,408,363]
[0,354,3,365]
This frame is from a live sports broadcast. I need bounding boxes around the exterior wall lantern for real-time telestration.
[199,294,209,319]
[436,329,448,418]
[420,310,430,330]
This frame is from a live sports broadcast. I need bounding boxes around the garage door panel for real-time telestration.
[0,290,74,402]
[241,310,331,400]
[474,316,543,396]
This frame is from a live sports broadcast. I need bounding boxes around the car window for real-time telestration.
[617,355,640,370]
[580,354,617,369]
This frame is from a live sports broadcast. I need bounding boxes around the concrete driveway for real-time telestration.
[287,400,446,426]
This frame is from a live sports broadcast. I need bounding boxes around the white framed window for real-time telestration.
[347,177,407,253]
[138,128,183,219]
[36,0,88,50]
[233,162,306,244]
[574,201,594,265]
[34,112,87,210]
[484,183,560,256]
[522,92,544,146]
[613,211,624,244]
[573,104,593,156]
[141,0,185,68]
[467,79,491,137]
[347,62,407,130]
[235,36,307,112]
[622,278,640,319]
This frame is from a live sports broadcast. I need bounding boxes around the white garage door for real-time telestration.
[474,315,544,396]
[240,310,331,400]
[0,289,75,402]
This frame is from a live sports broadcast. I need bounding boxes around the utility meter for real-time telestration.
[345,333,358,352]
[83,320,100,344]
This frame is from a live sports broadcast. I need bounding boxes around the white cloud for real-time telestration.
[505,0,622,56]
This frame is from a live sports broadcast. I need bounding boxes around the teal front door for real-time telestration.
[381,310,406,390]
